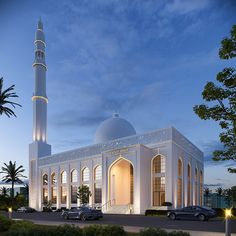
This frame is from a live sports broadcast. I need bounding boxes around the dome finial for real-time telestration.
[113,112,119,118]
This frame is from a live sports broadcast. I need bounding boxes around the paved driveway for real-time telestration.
[4,212,236,233]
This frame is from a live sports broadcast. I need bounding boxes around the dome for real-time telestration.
[95,114,136,143]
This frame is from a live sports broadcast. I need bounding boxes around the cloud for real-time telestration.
[163,0,211,15]
[204,183,223,188]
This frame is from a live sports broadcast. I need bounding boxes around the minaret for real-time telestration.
[29,19,51,210]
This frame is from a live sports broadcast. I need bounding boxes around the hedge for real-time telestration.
[145,210,167,216]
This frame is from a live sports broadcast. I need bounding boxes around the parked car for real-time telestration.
[61,206,103,221]
[167,206,216,221]
[17,206,37,213]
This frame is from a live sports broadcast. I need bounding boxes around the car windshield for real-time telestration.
[200,206,212,211]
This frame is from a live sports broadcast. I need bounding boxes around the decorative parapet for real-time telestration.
[38,127,202,166]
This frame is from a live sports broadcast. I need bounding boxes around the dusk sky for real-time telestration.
[0,0,235,189]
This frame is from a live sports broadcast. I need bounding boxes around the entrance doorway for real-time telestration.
[109,158,134,205]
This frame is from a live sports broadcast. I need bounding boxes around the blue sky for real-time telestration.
[0,0,235,189]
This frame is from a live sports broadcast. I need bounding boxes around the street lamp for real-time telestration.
[8,207,12,220]
[225,208,232,236]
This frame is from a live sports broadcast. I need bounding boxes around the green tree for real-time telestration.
[204,187,210,206]
[77,185,91,205]
[0,161,27,203]
[223,188,232,207]
[216,187,223,208]
[193,25,236,173]
[0,77,21,117]
[0,187,10,197]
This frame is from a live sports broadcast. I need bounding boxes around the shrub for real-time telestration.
[56,224,82,236]
[83,225,103,236]
[82,225,126,236]
[100,225,126,236]
[0,214,12,232]
[168,231,190,236]
[140,228,168,236]
[7,220,35,236]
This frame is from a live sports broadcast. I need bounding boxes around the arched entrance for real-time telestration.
[109,158,134,205]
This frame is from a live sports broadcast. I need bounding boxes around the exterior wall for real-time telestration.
[34,127,204,213]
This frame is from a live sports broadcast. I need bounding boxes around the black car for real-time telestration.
[17,206,37,213]
[61,207,103,221]
[167,206,216,221]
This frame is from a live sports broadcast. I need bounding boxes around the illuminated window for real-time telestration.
[51,186,57,204]
[51,172,57,185]
[153,155,165,174]
[94,166,102,181]
[43,188,48,204]
[71,185,77,204]
[200,170,203,206]
[152,155,165,206]
[42,174,48,185]
[61,171,67,184]
[61,186,67,204]
[82,167,89,182]
[177,158,183,208]
[94,165,102,204]
[71,169,78,183]
[195,168,198,205]
[187,164,191,206]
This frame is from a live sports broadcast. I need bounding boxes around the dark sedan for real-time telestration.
[167,206,216,221]
[17,206,37,213]
[61,207,103,221]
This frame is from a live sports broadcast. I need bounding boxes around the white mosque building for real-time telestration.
[29,20,204,214]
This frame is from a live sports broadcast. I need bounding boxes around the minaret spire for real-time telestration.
[32,18,48,142]
[29,19,51,210]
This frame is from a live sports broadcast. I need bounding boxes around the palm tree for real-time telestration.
[0,186,10,197]
[0,77,21,117]
[216,187,223,208]
[0,161,27,202]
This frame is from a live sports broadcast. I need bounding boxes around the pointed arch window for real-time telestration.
[152,155,166,206]
[51,172,57,204]
[82,167,90,182]
[71,169,78,183]
[61,171,67,184]
[42,174,48,186]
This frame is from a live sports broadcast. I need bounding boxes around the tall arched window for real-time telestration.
[61,171,67,204]
[152,155,166,206]
[195,168,198,205]
[71,169,78,204]
[71,169,78,183]
[200,170,203,206]
[187,164,191,206]
[42,174,48,186]
[51,172,57,204]
[42,174,48,204]
[177,158,183,208]
[82,167,90,182]
[61,171,67,184]
[94,165,102,204]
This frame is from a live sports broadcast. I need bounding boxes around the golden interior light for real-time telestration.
[32,96,48,103]
[225,208,232,218]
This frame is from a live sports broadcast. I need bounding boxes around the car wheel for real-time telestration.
[198,214,205,221]
[81,214,87,221]
[63,214,69,220]
[169,213,176,220]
